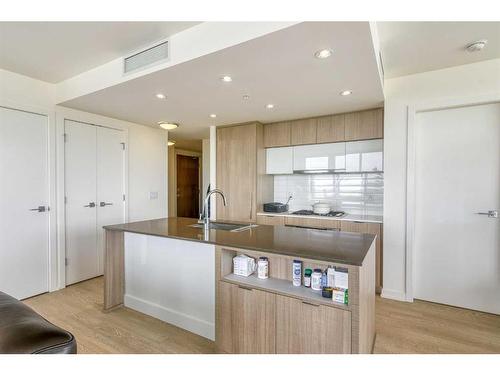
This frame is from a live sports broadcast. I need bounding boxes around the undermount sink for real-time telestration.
[189,222,258,232]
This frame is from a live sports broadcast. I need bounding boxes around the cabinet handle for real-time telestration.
[249,194,253,220]
[238,285,253,291]
[301,301,320,307]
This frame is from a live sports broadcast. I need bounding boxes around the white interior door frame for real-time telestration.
[405,92,500,302]
[56,110,129,289]
[0,99,58,294]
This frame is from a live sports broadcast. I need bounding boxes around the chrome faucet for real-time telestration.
[199,189,227,227]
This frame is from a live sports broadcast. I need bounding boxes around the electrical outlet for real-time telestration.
[149,191,159,200]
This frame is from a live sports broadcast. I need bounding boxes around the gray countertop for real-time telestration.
[104,217,375,266]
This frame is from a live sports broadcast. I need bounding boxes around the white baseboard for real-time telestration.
[124,294,215,341]
[380,288,409,302]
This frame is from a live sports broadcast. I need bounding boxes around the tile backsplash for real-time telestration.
[273,173,383,215]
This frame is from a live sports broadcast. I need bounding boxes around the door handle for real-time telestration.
[476,210,498,218]
[29,206,47,212]
[301,301,320,307]
[84,202,96,208]
[99,202,113,207]
[238,285,253,291]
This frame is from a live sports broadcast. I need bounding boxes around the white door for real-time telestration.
[96,126,125,275]
[65,120,98,285]
[0,107,49,299]
[414,102,500,314]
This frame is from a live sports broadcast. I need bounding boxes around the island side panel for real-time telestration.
[358,239,376,353]
[104,229,125,311]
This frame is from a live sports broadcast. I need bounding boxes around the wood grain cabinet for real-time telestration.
[263,121,291,147]
[340,221,383,292]
[256,215,286,226]
[290,118,317,145]
[276,295,351,354]
[217,123,272,222]
[344,108,383,141]
[217,281,276,354]
[285,216,340,229]
[316,114,345,143]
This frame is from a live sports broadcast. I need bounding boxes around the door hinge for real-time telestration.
[64,196,67,204]
[120,142,125,150]
[63,133,67,143]
[65,258,68,266]
[123,194,126,201]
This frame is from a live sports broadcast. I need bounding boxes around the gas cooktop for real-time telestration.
[291,210,346,217]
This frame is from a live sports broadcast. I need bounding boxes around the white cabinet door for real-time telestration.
[293,143,346,172]
[0,107,49,299]
[96,126,125,275]
[64,120,98,285]
[266,147,293,174]
[345,139,383,173]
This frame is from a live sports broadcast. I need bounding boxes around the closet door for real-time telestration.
[96,126,125,275]
[64,120,98,285]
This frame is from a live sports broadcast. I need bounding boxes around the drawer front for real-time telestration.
[257,215,286,226]
[276,294,351,354]
[285,216,340,229]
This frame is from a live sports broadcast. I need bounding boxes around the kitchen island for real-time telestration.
[103,217,376,354]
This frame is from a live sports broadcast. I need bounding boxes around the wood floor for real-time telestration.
[24,277,500,354]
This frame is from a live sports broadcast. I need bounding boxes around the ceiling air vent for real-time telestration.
[123,40,169,74]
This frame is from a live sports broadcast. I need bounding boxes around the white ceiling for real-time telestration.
[0,22,199,82]
[61,22,384,140]
[378,22,500,78]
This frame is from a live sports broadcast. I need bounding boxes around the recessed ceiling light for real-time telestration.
[158,121,179,130]
[314,49,333,59]
[466,40,487,52]
[266,104,275,109]
[220,75,232,82]
[242,95,250,100]
[339,90,352,96]
[155,93,166,99]
[210,114,217,118]
[167,140,176,146]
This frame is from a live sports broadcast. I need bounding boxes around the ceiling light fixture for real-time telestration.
[266,104,275,109]
[155,93,167,99]
[158,121,179,130]
[210,114,217,118]
[314,49,333,59]
[339,90,352,96]
[466,40,488,52]
[167,140,176,146]
[220,75,232,82]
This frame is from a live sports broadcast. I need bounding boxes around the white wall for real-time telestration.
[0,69,55,109]
[383,58,500,301]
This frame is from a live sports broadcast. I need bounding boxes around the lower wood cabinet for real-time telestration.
[284,216,340,229]
[256,215,286,226]
[276,295,352,354]
[217,281,276,354]
[217,281,352,354]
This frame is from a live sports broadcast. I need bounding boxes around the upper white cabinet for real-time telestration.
[345,139,383,172]
[266,147,293,174]
[293,143,346,172]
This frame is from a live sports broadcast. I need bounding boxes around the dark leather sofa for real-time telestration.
[0,291,77,354]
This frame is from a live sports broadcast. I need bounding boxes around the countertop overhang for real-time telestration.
[104,217,375,266]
